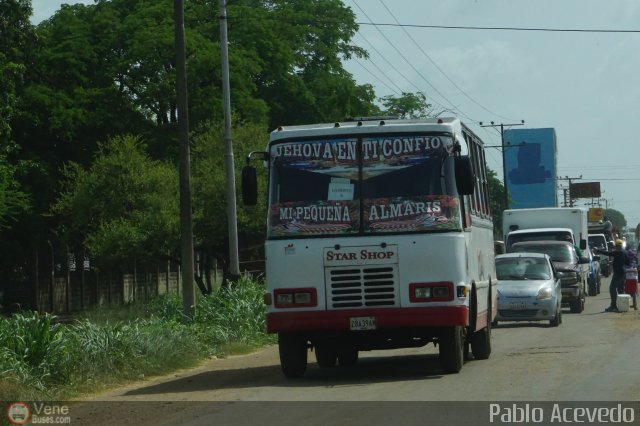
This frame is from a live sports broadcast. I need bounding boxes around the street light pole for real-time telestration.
[480,120,525,210]
[174,0,196,320]
[219,0,240,282]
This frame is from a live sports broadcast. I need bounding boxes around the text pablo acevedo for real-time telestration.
[489,403,635,423]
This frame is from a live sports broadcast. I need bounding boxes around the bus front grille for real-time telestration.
[327,265,398,308]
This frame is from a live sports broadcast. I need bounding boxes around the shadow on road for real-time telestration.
[123,353,455,396]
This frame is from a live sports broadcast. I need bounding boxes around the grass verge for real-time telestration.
[0,276,275,401]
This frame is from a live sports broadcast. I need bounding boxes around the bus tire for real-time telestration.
[439,326,464,374]
[471,289,492,360]
[314,344,337,368]
[278,332,308,378]
[337,348,359,367]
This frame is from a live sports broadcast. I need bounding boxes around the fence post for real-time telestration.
[65,245,70,313]
[133,260,137,303]
[80,251,85,310]
[47,240,54,313]
[144,265,149,302]
[166,257,170,294]
[177,263,181,294]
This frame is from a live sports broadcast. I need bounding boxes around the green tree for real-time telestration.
[380,92,431,119]
[191,120,269,281]
[0,0,33,142]
[3,0,381,293]
[487,168,506,239]
[0,157,30,229]
[52,135,179,269]
[604,208,626,235]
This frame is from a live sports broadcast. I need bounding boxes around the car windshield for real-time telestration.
[511,244,576,263]
[496,258,551,281]
[588,236,607,248]
[267,135,461,238]
[507,231,573,249]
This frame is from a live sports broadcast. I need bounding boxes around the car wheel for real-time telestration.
[569,297,583,313]
[550,307,561,327]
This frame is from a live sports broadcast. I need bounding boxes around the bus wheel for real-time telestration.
[337,348,359,367]
[471,323,492,360]
[439,326,464,374]
[463,341,472,361]
[471,286,492,360]
[314,344,337,368]
[278,332,308,378]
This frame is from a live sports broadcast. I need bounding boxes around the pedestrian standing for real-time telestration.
[625,247,638,310]
[596,239,628,312]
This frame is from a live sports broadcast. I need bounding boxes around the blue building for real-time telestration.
[503,128,557,209]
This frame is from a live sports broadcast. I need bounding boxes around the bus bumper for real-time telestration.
[267,306,469,333]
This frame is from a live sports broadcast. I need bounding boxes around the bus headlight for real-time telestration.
[274,288,317,308]
[414,287,431,299]
[409,282,454,302]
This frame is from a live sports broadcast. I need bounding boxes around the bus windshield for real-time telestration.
[267,134,461,238]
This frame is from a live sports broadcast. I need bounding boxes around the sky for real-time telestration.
[31,0,640,233]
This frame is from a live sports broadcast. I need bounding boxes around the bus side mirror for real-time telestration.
[580,239,587,250]
[455,155,475,195]
[241,165,258,205]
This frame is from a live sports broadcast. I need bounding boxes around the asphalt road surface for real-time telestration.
[71,275,640,425]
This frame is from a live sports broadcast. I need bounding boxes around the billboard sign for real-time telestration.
[503,128,557,209]
[570,182,601,199]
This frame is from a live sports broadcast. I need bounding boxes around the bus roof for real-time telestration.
[269,117,464,142]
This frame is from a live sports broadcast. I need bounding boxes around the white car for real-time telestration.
[495,252,562,327]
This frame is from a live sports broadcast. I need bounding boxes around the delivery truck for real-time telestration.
[503,207,588,251]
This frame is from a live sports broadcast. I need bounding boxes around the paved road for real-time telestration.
[72,275,640,425]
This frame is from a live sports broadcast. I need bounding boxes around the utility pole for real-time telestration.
[480,120,525,210]
[557,176,582,207]
[219,0,240,282]
[174,0,195,320]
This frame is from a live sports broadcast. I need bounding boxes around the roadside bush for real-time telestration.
[194,275,269,346]
[0,276,272,400]
[0,312,68,390]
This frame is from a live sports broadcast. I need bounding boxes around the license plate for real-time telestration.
[509,302,527,310]
[350,316,377,330]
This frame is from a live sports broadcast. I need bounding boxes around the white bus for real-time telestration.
[242,117,496,377]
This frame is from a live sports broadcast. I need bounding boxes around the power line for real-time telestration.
[352,0,476,121]
[352,57,403,95]
[355,21,640,34]
[377,0,518,122]
[353,30,452,114]
[353,0,459,110]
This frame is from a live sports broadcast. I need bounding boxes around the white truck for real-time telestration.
[502,207,590,304]
[503,207,589,252]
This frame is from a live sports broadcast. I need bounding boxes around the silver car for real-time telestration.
[495,252,562,327]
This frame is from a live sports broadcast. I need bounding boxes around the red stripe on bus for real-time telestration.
[267,306,469,333]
